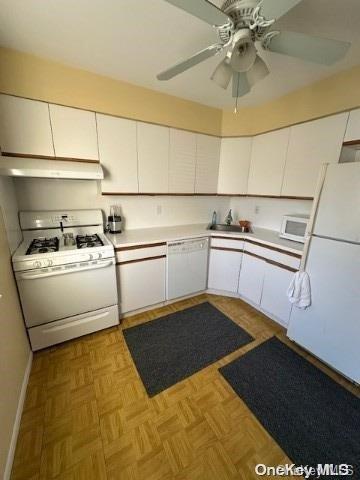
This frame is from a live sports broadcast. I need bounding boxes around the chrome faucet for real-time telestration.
[225,209,233,226]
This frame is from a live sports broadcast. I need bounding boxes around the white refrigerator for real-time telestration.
[287,162,360,384]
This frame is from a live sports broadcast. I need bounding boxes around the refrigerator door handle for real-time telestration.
[300,163,329,271]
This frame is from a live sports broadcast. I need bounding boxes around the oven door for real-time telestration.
[16,258,118,327]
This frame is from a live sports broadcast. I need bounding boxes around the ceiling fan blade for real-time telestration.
[157,44,223,81]
[258,0,303,21]
[232,72,251,98]
[164,0,232,27]
[264,31,351,65]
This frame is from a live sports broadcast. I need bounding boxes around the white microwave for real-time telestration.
[280,214,310,243]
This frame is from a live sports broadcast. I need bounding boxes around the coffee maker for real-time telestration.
[107,205,122,234]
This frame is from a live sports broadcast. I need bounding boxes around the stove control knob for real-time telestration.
[98,252,102,259]
[34,261,42,269]
[89,254,93,261]
[47,259,53,267]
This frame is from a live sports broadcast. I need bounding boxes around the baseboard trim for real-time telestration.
[3,351,33,480]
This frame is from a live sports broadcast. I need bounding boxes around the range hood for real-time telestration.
[0,155,104,180]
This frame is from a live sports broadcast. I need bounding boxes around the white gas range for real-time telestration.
[12,209,119,351]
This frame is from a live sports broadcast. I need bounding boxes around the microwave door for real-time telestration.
[285,220,306,238]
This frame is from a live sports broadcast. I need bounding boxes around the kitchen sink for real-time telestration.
[207,224,252,233]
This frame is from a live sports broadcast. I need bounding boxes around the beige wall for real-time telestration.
[0,208,30,479]
[1,48,360,138]
[222,65,360,136]
[0,47,222,136]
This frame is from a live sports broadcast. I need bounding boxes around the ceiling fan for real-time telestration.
[157,0,351,102]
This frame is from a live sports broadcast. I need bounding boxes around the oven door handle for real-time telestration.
[19,259,114,280]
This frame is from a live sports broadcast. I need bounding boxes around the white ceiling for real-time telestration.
[0,0,359,108]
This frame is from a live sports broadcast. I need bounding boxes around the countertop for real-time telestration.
[107,224,303,255]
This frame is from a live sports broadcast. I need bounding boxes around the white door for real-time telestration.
[195,134,220,194]
[208,249,242,293]
[261,262,293,326]
[287,236,360,383]
[313,162,360,243]
[281,113,348,197]
[117,257,166,313]
[344,108,360,142]
[169,129,196,193]
[49,104,98,160]
[218,137,252,194]
[137,123,169,193]
[97,114,138,193]
[0,94,54,156]
[248,128,290,196]
[238,253,265,305]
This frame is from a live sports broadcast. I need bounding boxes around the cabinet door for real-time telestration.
[169,129,196,193]
[261,262,294,326]
[281,113,348,197]
[137,123,169,193]
[0,95,54,156]
[195,134,220,194]
[117,257,166,314]
[208,249,242,293]
[218,137,252,194]
[97,114,138,193]
[344,109,360,142]
[248,128,290,196]
[238,253,265,305]
[49,104,98,160]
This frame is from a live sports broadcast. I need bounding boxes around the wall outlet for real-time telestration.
[255,205,260,215]
[156,205,162,215]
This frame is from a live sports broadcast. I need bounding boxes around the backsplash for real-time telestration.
[230,197,313,231]
[14,178,313,233]
[14,178,230,230]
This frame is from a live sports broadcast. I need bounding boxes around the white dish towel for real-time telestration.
[287,271,311,309]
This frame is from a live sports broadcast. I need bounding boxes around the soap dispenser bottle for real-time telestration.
[211,210,217,226]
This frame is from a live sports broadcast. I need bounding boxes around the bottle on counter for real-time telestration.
[211,210,217,226]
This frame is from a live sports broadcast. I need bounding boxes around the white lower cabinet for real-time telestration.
[238,253,266,305]
[208,248,242,293]
[116,257,166,314]
[261,262,294,326]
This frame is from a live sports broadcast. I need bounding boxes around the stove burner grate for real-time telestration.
[76,234,104,249]
[26,237,59,255]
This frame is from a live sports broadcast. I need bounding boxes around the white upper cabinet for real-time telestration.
[137,123,169,193]
[217,137,252,194]
[281,113,348,198]
[344,109,360,142]
[248,128,290,196]
[169,129,196,193]
[195,134,221,194]
[97,114,138,193]
[49,104,98,160]
[0,95,54,156]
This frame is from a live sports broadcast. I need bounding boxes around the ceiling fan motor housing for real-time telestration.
[218,0,268,44]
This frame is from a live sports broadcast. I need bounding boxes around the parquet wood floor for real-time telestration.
[11,294,359,480]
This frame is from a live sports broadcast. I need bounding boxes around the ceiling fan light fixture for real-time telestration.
[230,28,257,72]
[246,54,269,86]
[211,54,232,89]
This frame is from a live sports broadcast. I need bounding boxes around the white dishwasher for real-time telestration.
[167,237,209,300]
